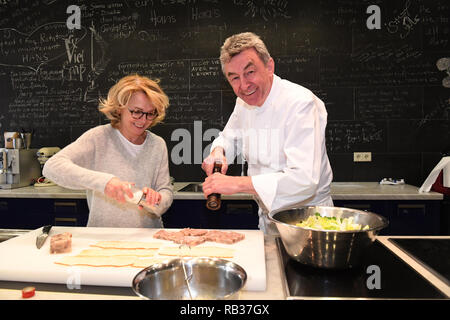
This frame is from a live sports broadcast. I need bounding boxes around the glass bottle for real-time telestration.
[124,185,158,214]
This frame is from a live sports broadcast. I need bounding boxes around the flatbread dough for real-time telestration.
[55,255,136,267]
[132,257,172,268]
[78,248,157,257]
[158,246,235,258]
[55,240,234,268]
[90,241,162,249]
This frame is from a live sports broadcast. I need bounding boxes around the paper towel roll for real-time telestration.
[419,156,450,192]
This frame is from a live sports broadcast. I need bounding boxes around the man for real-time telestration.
[202,32,333,233]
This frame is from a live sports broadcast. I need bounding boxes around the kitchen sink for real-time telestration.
[0,229,30,243]
[178,183,203,192]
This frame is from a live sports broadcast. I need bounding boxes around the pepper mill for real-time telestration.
[206,162,222,211]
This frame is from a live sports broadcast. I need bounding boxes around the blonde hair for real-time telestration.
[99,74,169,129]
[219,32,271,73]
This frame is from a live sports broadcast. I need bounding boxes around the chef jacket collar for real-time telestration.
[254,74,280,114]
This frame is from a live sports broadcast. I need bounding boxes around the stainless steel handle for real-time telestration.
[54,217,77,224]
[42,225,52,234]
[54,201,77,207]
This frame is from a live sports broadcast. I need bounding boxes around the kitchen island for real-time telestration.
[0,232,283,300]
[0,182,448,300]
[0,234,448,300]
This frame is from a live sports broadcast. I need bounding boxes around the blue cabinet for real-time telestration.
[0,197,443,235]
[333,200,441,235]
[0,199,88,229]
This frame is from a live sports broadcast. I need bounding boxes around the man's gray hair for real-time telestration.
[220,32,271,73]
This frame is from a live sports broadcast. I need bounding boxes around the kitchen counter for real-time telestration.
[0,233,284,300]
[0,234,448,300]
[0,182,443,200]
[0,182,444,234]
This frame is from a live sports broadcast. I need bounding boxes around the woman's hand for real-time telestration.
[141,187,162,208]
[104,177,134,203]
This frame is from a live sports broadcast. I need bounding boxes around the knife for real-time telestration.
[36,225,52,249]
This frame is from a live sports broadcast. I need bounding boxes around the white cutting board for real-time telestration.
[0,227,266,291]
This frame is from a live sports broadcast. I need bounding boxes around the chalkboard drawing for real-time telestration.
[436,57,450,89]
[385,0,424,39]
[416,57,450,129]
[244,0,291,21]
[84,23,110,103]
[0,23,85,72]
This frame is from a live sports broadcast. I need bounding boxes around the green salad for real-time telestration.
[295,212,370,231]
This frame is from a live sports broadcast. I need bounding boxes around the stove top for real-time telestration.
[276,238,447,299]
[389,238,450,286]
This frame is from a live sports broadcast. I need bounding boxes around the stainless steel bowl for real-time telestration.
[269,206,388,269]
[132,257,247,300]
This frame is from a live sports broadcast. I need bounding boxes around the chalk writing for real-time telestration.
[385,0,431,39]
[0,23,86,72]
[0,0,447,184]
[166,91,221,124]
[244,0,291,21]
[356,87,422,120]
[326,122,385,153]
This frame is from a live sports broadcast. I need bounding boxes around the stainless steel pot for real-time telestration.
[132,257,247,300]
[269,206,388,269]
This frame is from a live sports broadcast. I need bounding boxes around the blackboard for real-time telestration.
[0,0,449,185]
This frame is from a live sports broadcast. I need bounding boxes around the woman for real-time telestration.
[43,74,173,227]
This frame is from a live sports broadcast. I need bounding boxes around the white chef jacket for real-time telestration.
[211,75,333,233]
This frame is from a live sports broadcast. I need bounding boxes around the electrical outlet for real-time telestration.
[354,152,372,162]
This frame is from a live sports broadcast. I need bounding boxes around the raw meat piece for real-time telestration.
[153,229,173,240]
[153,229,185,242]
[204,230,245,244]
[50,232,72,254]
[155,230,206,246]
[180,228,208,236]
[153,228,245,246]
[203,230,223,242]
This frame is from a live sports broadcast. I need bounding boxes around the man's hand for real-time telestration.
[202,147,228,176]
[202,174,256,198]
[104,177,134,203]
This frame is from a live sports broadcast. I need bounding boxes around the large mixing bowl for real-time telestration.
[132,257,247,300]
[269,206,388,269]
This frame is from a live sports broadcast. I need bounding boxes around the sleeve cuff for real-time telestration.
[251,173,280,212]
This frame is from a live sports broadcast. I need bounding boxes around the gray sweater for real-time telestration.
[43,124,173,228]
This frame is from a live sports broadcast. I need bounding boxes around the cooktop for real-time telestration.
[389,238,450,286]
[276,238,447,299]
